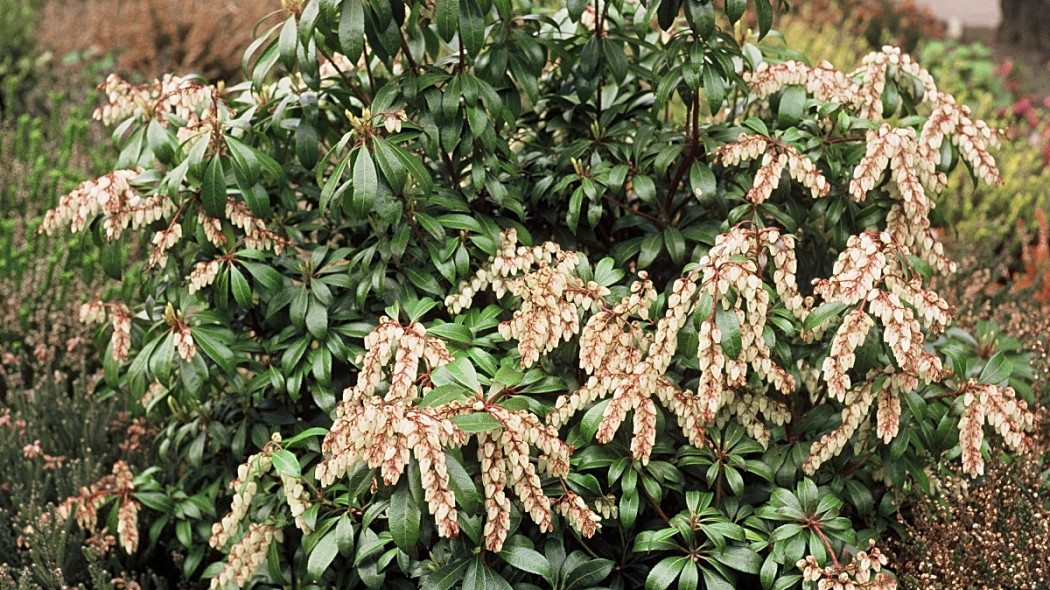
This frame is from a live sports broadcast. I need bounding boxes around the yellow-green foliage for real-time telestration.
[940,125,1050,244]
[764,4,871,70]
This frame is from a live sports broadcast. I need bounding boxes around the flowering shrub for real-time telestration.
[39,0,1039,588]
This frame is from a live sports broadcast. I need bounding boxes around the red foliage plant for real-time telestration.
[1013,210,1050,305]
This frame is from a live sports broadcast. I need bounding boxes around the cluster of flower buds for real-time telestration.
[554,491,602,538]
[56,461,140,554]
[445,228,572,313]
[803,378,878,475]
[279,471,313,534]
[463,399,592,552]
[345,317,455,404]
[713,134,830,203]
[317,397,467,538]
[957,380,1035,477]
[94,74,216,127]
[110,304,133,363]
[209,446,273,550]
[188,259,222,294]
[745,60,859,105]
[493,249,607,368]
[226,199,291,255]
[209,523,282,590]
[546,225,803,462]
[797,540,896,590]
[38,170,166,238]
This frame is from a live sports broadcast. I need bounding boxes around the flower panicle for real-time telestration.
[209,523,282,590]
[958,379,1035,477]
[209,445,274,550]
[797,539,896,590]
[317,397,467,538]
[445,228,563,313]
[345,316,455,403]
[55,461,140,554]
[803,379,877,475]
[713,134,829,203]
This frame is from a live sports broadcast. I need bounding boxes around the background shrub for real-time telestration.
[0,0,41,114]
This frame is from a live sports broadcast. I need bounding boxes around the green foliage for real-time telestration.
[0,0,39,113]
[39,1,1039,589]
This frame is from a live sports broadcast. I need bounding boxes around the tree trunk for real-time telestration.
[999,0,1050,51]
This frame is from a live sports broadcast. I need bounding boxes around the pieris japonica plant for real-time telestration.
[40,0,1036,588]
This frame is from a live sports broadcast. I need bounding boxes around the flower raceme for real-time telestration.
[312,318,597,553]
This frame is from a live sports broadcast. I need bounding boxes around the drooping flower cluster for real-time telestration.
[318,396,467,538]
[209,444,274,550]
[738,47,1005,280]
[797,540,896,590]
[464,398,576,551]
[713,134,830,203]
[457,226,804,463]
[957,379,1034,477]
[447,229,608,368]
[209,523,282,590]
[94,73,218,127]
[803,230,957,473]
[38,170,171,239]
[56,461,140,554]
[318,317,598,553]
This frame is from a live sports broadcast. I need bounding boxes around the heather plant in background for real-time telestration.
[34,0,1043,589]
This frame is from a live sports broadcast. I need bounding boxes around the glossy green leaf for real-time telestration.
[339,0,366,63]
[352,147,378,217]
[754,0,774,38]
[201,155,226,218]
[500,545,553,583]
[979,351,1013,385]
[435,0,459,42]
[646,557,686,590]
[307,528,339,580]
[725,0,747,23]
[459,0,485,55]
[389,484,421,552]
[450,412,503,433]
[271,449,301,477]
[803,301,847,331]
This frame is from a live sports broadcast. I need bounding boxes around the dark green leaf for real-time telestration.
[278,16,299,71]
[459,0,485,55]
[703,63,725,112]
[564,558,614,590]
[339,0,366,63]
[435,0,459,42]
[978,351,1012,385]
[646,557,686,590]
[715,305,743,359]
[389,484,421,552]
[778,85,806,126]
[191,326,236,375]
[803,301,847,331]
[306,297,329,339]
[450,412,503,433]
[201,155,226,218]
[352,147,378,217]
[230,266,252,308]
[422,559,471,590]
[307,528,339,580]
[725,0,746,23]
[754,0,773,38]
[500,545,553,583]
